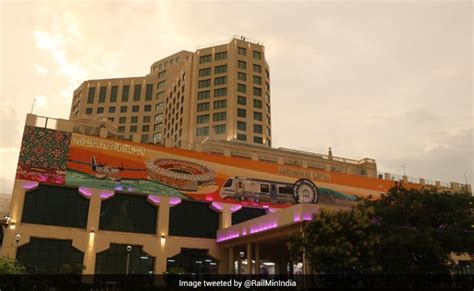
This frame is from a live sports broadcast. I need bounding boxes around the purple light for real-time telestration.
[216,232,240,243]
[242,229,247,235]
[230,204,242,213]
[249,221,278,234]
[114,186,124,191]
[266,208,277,213]
[302,213,313,221]
[147,195,160,205]
[210,202,224,212]
[294,215,301,222]
[169,197,182,206]
[126,187,134,192]
[100,191,115,200]
[22,181,39,190]
[262,205,269,209]
[78,186,93,198]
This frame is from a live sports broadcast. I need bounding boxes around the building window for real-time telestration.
[238,72,246,82]
[157,81,165,90]
[237,133,247,141]
[131,116,138,123]
[110,86,118,102]
[158,70,166,78]
[168,201,218,238]
[120,106,127,113]
[253,87,262,96]
[87,87,96,104]
[215,51,227,60]
[142,125,150,132]
[198,79,211,88]
[214,124,226,134]
[199,54,212,64]
[254,136,263,144]
[254,111,262,121]
[133,84,142,101]
[108,106,116,113]
[143,116,151,123]
[166,248,218,274]
[232,207,266,225]
[196,127,209,136]
[130,125,137,132]
[157,91,165,99]
[97,107,104,114]
[213,112,226,121]
[214,65,227,74]
[237,108,247,118]
[237,121,246,131]
[197,102,210,112]
[156,102,165,111]
[99,86,107,103]
[85,108,93,114]
[237,60,246,70]
[267,127,271,136]
[154,123,162,131]
[214,88,227,97]
[197,114,210,124]
[214,76,227,86]
[238,47,247,56]
[267,138,271,147]
[145,84,153,101]
[253,64,262,73]
[253,124,263,133]
[95,244,155,275]
[253,99,262,108]
[199,67,211,77]
[253,75,262,85]
[118,126,125,133]
[122,85,130,102]
[237,83,247,93]
[237,96,247,105]
[214,100,227,109]
[198,90,210,100]
[132,105,139,112]
[265,69,270,78]
[144,105,151,112]
[253,50,262,60]
[119,117,126,124]
[153,132,162,143]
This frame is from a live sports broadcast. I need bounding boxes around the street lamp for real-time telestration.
[126,245,132,275]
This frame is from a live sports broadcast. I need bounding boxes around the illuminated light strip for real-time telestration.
[22,181,39,191]
[216,232,240,243]
[78,186,93,198]
[249,221,278,234]
[210,202,224,212]
[169,197,182,206]
[294,213,314,222]
[230,205,242,213]
[99,191,115,200]
[147,195,160,205]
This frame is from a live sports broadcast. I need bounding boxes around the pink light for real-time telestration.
[262,205,269,209]
[210,202,224,212]
[22,181,39,191]
[216,232,240,243]
[147,195,160,205]
[169,197,182,206]
[205,196,214,201]
[100,191,115,200]
[302,214,313,221]
[249,221,278,234]
[294,215,301,222]
[230,205,242,213]
[242,229,247,235]
[266,208,277,213]
[78,186,93,198]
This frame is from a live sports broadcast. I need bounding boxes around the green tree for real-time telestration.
[0,256,26,274]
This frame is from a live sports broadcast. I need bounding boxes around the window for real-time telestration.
[132,105,139,112]
[145,84,153,100]
[153,132,162,143]
[237,60,246,70]
[87,87,96,104]
[142,125,150,132]
[237,83,247,93]
[253,87,262,96]
[122,85,130,102]
[237,96,247,105]
[97,107,104,114]
[267,138,271,147]
[253,124,263,133]
[118,126,125,133]
[253,50,262,60]
[265,69,270,78]
[169,201,218,238]
[157,91,165,99]
[130,125,137,132]
[95,244,155,275]
[214,65,227,74]
[120,106,127,113]
[267,127,271,136]
[214,124,226,134]
[157,81,165,89]
[144,105,151,112]
[197,90,210,100]
[99,86,107,103]
[158,70,166,78]
[253,64,262,73]
[197,114,210,124]
[131,116,138,123]
[199,54,211,63]
[119,117,126,124]
[166,248,218,274]
[214,88,227,97]
[214,76,227,86]
[232,207,266,225]
[143,116,151,123]
[253,99,262,108]
[213,112,226,121]
[237,133,247,141]
[214,100,227,109]
[21,185,89,229]
[215,51,227,60]
[110,86,118,102]
[199,67,211,77]
[254,111,262,121]
[254,136,263,144]
[237,121,246,131]
[133,84,142,101]
[238,47,246,56]
[85,108,93,114]
[237,108,247,118]
[196,127,209,136]
[238,72,246,81]
[155,114,163,122]
[99,194,157,234]
[154,123,162,131]
[253,75,262,85]
[108,106,116,113]
[197,102,210,112]
[198,79,211,88]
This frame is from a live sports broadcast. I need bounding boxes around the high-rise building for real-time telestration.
[69,36,271,149]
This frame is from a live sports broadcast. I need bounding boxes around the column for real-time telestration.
[255,244,260,275]
[246,243,253,274]
[228,247,234,274]
[83,191,102,276]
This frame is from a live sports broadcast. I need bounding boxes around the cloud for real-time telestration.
[34,64,48,74]
[35,95,48,107]
[0,102,21,148]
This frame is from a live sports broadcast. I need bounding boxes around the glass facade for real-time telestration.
[232,207,267,225]
[169,201,218,238]
[167,248,218,274]
[95,243,155,274]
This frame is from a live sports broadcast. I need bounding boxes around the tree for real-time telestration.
[0,256,25,274]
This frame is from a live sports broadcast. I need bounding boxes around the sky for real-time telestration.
[0,0,472,194]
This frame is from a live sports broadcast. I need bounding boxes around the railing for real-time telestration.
[377,171,471,192]
[35,115,58,130]
[277,147,375,165]
[196,35,264,50]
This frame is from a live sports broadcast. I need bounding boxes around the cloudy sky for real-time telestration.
[0,0,472,194]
